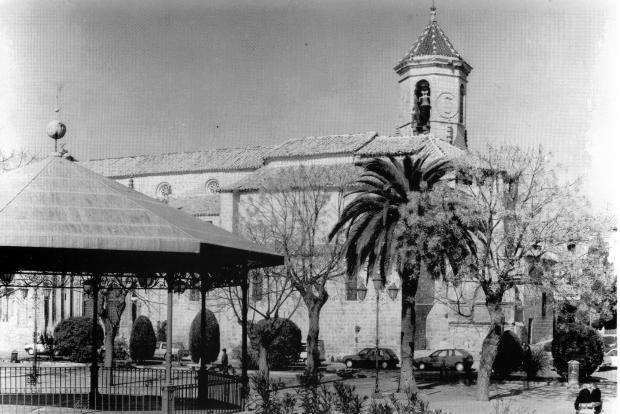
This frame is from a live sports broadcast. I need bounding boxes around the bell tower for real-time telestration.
[394,6,472,149]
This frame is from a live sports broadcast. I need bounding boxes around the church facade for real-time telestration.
[0,8,552,360]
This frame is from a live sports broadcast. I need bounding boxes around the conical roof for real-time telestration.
[0,153,282,273]
[396,7,466,68]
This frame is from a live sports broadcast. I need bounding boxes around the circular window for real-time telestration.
[156,182,172,199]
[205,179,220,194]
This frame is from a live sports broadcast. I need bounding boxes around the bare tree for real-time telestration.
[215,267,300,379]
[239,165,347,379]
[451,145,598,401]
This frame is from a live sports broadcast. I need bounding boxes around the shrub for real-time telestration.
[332,382,363,414]
[129,316,157,362]
[492,330,523,378]
[249,375,296,414]
[53,317,104,362]
[522,346,551,379]
[250,318,302,370]
[113,338,129,360]
[552,323,604,380]
[189,309,220,364]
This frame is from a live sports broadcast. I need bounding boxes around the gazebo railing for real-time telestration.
[0,366,236,412]
[165,371,244,413]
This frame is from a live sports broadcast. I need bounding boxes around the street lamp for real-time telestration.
[371,275,383,396]
[356,277,399,396]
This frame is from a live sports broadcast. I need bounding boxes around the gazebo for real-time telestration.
[0,131,282,411]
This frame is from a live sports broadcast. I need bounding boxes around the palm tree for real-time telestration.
[329,153,476,396]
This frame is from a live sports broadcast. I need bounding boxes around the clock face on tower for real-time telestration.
[436,92,457,119]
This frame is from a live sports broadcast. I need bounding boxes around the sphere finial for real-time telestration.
[46,120,66,140]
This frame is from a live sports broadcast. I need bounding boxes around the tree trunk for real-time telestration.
[305,292,328,381]
[476,302,505,401]
[400,276,418,396]
[98,289,127,370]
[258,343,269,380]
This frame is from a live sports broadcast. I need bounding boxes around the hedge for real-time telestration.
[129,316,157,362]
[552,323,604,380]
[189,309,220,364]
[53,317,104,362]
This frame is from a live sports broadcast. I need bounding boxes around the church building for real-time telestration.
[0,7,552,360]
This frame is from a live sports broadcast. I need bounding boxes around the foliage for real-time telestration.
[552,323,604,380]
[53,317,104,362]
[39,332,55,356]
[490,400,537,414]
[250,317,302,370]
[296,372,334,414]
[329,153,476,395]
[444,146,600,400]
[492,331,523,378]
[553,234,617,328]
[189,310,220,364]
[367,393,449,414]
[248,375,296,414]
[332,382,363,414]
[129,315,156,362]
[522,346,551,379]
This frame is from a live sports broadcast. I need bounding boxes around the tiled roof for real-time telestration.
[168,195,220,217]
[222,164,363,193]
[397,14,462,65]
[266,132,377,159]
[82,146,269,178]
[356,134,465,162]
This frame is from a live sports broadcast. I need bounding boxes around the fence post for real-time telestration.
[161,385,174,414]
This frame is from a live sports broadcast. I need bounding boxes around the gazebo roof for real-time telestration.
[0,153,282,274]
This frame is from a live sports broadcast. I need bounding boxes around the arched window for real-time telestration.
[155,182,172,201]
[459,84,465,124]
[205,179,220,194]
[413,80,431,133]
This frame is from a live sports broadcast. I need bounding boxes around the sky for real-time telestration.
[0,0,618,211]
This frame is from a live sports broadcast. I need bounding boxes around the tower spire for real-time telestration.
[430,1,437,23]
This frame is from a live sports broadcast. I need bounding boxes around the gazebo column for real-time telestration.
[240,266,249,398]
[162,272,175,414]
[86,274,102,409]
[197,272,209,403]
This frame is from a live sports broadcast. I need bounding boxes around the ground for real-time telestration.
[0,359,616,413]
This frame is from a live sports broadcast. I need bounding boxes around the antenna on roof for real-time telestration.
[46,83,66,153]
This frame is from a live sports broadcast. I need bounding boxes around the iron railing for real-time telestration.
[168,371,244,413]
[0,366,242,412]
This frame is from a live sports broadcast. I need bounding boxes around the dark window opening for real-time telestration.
[44,297,50,331]
[189,289,200,301]
[131,302,137,323]
[412,80,431,133]
[459,84,465,124]
[541,292,547,317]
[345,276,358,301]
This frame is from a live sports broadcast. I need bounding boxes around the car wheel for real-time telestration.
[455,362,464,372]
[381,361,389,369]
[418,363,425,370]
[345,360,354,368]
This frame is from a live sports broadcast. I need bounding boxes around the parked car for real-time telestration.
[299,340,326,363]
[341,347,399,369]
[153,342,189,361]
[600,348,617,369]
[414,349,473,372]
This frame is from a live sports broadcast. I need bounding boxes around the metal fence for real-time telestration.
[168,371,244,413]
[0,366,243,412]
